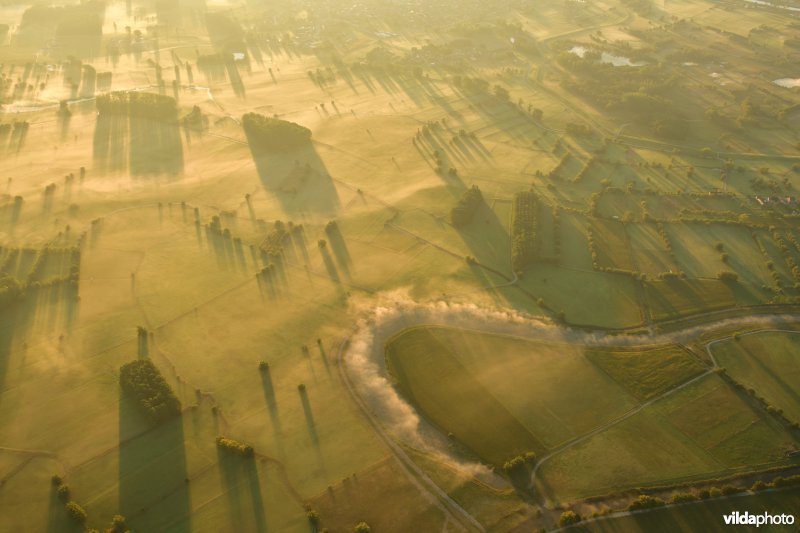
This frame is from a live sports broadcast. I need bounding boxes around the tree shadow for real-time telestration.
[46,487,82,533]
[118,394,191,532]
[259,366,283,437]
[325,224,352,278]
[93,109,184,176]
[247,142,340,216]
[298,387,319,446]
[319,245,340,283]
[217,450,268,533]
[316,342,331,377]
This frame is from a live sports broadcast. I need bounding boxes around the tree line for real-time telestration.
[511,191,538,273]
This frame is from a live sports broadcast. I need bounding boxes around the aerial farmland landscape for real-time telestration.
[0,0,800,531]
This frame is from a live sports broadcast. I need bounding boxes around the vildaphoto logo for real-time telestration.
[723,511,795,527]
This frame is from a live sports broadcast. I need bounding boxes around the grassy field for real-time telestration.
[584,345,705,401]
[711,331,800,423]
[382,323,795,507]
[538,373,797,503]
[646,278,737,321]
[580,488,800,533]
[0,0,798,529]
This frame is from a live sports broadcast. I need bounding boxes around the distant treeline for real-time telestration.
[96,92,179,120]
[242,113,311,153]
[119,359,181,424]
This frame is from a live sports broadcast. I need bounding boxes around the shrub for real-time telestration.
[721,485,745,496]
[670,492,698,503]
[354,521,371,533]
[57,484,71,501]
[628,494,665,511]
[559,510,582,526]
[109,514,127,533]
[65,501,87,524]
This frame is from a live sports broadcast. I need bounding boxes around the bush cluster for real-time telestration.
[216,436,254,457]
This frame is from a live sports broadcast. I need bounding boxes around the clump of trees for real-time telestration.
[260,220,292,257]
[511,191,538,272]
[242,113,311,153]
[65,501,87,525]
[119,359,181,424]
[502,451,536,486]
[628,494,665,510]
[450,186,484,227]
[216,436,254,457]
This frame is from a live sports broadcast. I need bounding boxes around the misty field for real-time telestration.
[0,0,799,529]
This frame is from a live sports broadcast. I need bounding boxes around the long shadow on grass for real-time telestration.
[93,112,184,176]
[217,449,268,532]
[245,140,339,216]
[119,393,191,532]
[47,485,83,533]
[325,224,351,274]
[259,366,283,437]
[456,200,512,277]
[298,387,319,446]
[746,346,800,408]
[0,291,53,409]
[319,245,340,283]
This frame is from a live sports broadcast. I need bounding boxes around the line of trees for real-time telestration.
[260,220,292,257]
[216,436,254,457]
[242,113,311,153]
[511,191,537,273]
